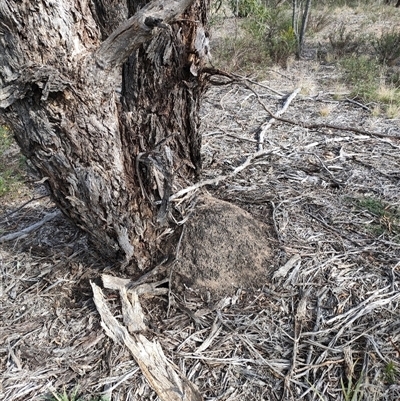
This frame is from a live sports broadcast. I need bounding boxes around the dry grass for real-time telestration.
[2,73,400,400]
[2,2,400,401]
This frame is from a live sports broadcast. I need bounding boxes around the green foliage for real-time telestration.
[354,197,400,239]
[340,374,363,401]
[265,23,297,68]
[387,69,400,89]
[335,30,400,115]
[307,10,332,34]
[0,126,26,197]
[0,125,12,153]
[0,179,11,197]
[373,29,400,66]
[211,0,223,15]
[211,33,271,75]
[339,53,400,116]
[244,6,297,68]
[384,361,398,385]
[242,6,270,40]
[340,56,381,101]
[356,197,387,218]
[218,0,299,69]
[229,0,266,18]
[49,387,108,401]
[215,0,297,71]
[305,378,326,400]
[376,85,400,107]
[317,0,376,6]
[321,10,400,115]
[50,388,81,401]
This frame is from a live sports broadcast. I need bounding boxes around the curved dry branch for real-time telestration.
[203,68,400,142]
[247,84,400,141]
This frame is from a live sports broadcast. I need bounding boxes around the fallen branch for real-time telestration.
[249,86,400,141]
[230,72,285,96]
[345,97,371,111]
[203,69,399,140]
[91,279,203,401]
[202,67,284,96]
[0,195,49,223]
[0,211,61,243]
[257,88,301,151]
[169,147,279,201]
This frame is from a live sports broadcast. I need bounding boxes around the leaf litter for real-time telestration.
[1,40,400,401]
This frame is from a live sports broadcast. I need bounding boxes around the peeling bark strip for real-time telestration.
[94,0,195,69]
[0,0,210,268]
[91,280,203,401]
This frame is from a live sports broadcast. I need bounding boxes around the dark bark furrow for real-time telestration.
[0,0,209,269]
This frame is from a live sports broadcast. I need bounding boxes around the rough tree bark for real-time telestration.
[297,0,311,59]
[292,0,312,59]
[0,0,210,269]
[0,0,274,290]
[385,0,400,7]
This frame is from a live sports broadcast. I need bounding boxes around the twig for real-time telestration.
[270,200,283,243]
[304,211,365,247]
[299,289,328,399]
[278,110,399,140]
[0,211,61,243]
[201,67,285,96]
[248,85,400,140]
[169,148,279,201]
[201,67,236,86]
[345,97,371,111]
[304,151,343,186]
[0,195,49,223]
[282,291,308,401]
[231,72,285,96]
[203,130,259,143]
[167,226,186,318]
[257,88,301,151]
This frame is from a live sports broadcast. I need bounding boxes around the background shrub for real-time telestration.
[229,0,266,18]
[373,29,400,66]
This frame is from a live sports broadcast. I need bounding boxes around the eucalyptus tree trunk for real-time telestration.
[291,0,299,40]
[291,0,312,59]
[0,0,210,269]
[297,0,311,58]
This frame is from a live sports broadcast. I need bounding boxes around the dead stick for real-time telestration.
[204,68,399,141]
[91,282,203,401]
[0,195,49,222]
[169,147,279,201]
[258,88,301,151]
[0,211,61,243]
[202,67,285,96]
[249,85,400,141]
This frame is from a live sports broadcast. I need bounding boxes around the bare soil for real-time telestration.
[1,3,400,401]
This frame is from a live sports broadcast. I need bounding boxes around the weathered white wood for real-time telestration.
[102,273,169,297]
[91,281,203,401]
[258,88,301,151]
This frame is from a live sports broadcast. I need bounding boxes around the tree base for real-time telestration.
[174,194,275,296]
